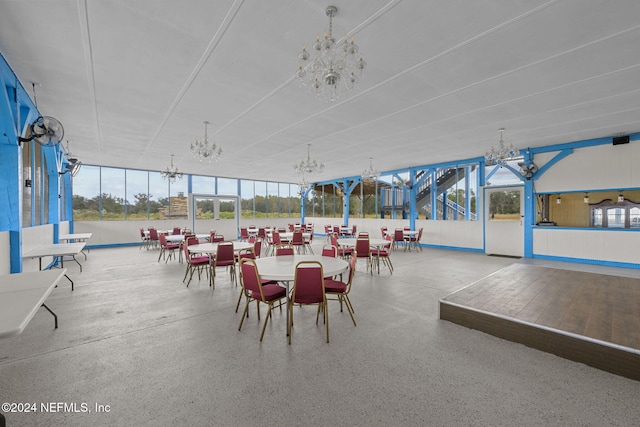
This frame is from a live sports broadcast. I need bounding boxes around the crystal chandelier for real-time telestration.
[362,157,379,181]
[297,5,367,102]
[297,176,311,197]
[485,128,518,166]
[161,154,183,183]
[190,121,222,163]
[294,144,324,176]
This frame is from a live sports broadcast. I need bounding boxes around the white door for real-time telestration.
[484,186,524,257]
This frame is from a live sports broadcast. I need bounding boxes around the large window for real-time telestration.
[72,166,299,221]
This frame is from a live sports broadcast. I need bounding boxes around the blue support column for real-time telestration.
[430,170,437,220]
[63,172,73,232]
[521,150,535,258]
[409,170,417,230]
[464,166,471,220]
[1,54,40,272]
[442,190,448,220]
[43,146,61,242]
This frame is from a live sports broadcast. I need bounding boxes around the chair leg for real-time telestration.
[182,265,190,283]
[343,294,356,326]
[235,289,244,312]
[238,296,252,331]
[260,304,274,342]
[324,301,329,342]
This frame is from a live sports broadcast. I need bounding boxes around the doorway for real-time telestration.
[484,186,524,257]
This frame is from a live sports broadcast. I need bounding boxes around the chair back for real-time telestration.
[238,248,255,261]
[272,231,281,245]
[324,225,331,234]
[216,241,235,263]
[240,227,249,240]
[418,227,423,240]
[172,227,181,235]
[275,244,294,256]
[352,225,357,235]
[292,231,304,245]
[183,236,199,262]
[254,240,262,257]
[322,245,338,258]
[158,233,168,247]
[333,225,340,234]
[357,232,369,238]
[355,238,370,257]
[149,228,159,241]
[211,234,224,243]
[380,226,388,238]
[257,227,266,239]
[240,259,263,299]
[292,261,325,304]
[139,228,146,239]
[394,228,404,242]
[403,226,411,231]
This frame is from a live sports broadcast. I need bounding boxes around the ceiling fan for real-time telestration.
[518,162,538,180]
[19,116,64,147]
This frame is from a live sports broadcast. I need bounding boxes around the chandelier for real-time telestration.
[161,154,183,183]
[190,121,222,162]
[297,176,311,197]
[294,144,324,176]
[362,157,379,181]
[297,5,367,102]
[485,128,518,166]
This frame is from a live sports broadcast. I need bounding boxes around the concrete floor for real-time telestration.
[1,243,639,426]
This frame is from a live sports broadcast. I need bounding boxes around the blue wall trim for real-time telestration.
[421,243,484,253]
[533,254,640,270]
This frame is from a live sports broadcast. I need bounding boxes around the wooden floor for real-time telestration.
[440,263,640,381]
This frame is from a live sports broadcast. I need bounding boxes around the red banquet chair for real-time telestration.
[289,261,329,344]
[183,237,210,287]
[237,259,287,341]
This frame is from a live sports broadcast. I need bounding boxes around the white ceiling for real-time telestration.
[2,0,640,184]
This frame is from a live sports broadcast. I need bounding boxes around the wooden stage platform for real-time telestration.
[439,263,640,381]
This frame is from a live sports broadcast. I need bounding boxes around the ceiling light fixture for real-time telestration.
[362,157,379,181]
[161,154,183,183]
[583,193,590,204]
[297,176,311,197]
[190,121,222,163]
[618,192,624,203]
[485,128,518,166]
[297,5,366,102]
[294,144,324,177]
[63,141,82,177]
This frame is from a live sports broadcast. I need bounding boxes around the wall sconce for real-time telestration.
[618,192,624,203]
[556,195,562,204]
[583,193,590,204]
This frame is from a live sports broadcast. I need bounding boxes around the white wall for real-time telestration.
[73,218,301,246]
[0,231,10,275]
[534,228,640,264]
[535,142,640,192]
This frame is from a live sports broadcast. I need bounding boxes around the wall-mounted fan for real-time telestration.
[19,116,64,147]
[518,162,538,180]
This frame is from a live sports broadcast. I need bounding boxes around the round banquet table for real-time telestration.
[254,254,348,336]
[337,238,390,274]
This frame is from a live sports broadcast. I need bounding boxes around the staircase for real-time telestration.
[381,166,475,215]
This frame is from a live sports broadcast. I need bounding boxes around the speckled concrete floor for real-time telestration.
[1,244,639,426]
